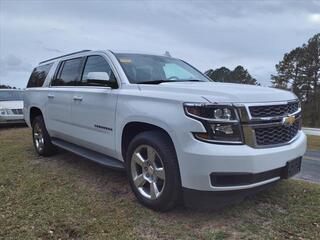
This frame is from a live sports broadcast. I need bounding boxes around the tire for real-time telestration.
[32,115,56,156]
[126,130,181,211]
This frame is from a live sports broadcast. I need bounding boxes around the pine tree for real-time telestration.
[272,33,320,127]
[205,66,258,85]
[205,67,231,83]
[229,66,258,85]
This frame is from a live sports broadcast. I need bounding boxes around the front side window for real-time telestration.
[81,55,117,87]
[27,63,53,88]
[115,53,210,84]
[0,91,23,101]
[51,58,83,86]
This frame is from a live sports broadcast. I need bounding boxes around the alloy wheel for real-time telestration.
[131,145,166,200]
[33,122,44,153]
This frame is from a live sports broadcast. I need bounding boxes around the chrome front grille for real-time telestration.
[249,101,299,118]
[237,100,301,148]
[11,109,23,115]
[255,120,300,145]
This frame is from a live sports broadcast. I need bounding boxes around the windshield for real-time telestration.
[115,53,210,84]
[0,90,23,101]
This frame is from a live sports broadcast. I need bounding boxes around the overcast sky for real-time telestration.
[0,0,319,88]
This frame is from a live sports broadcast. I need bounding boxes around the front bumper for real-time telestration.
[0,115,25,125]
[177,130,307,192]
[183,181,278,209]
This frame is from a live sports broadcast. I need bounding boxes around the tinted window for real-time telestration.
[27,63,53,88]
[81,55,117,87]
[51,58,83,86]
[0,91,23,101]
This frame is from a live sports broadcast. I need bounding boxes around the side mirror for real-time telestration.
[86,72,110,82]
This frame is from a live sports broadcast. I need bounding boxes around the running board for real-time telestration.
[51,138,125,170]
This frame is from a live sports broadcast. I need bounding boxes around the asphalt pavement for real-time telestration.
[294,151,320,184]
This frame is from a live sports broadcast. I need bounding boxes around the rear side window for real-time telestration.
[51,58,83,86]
[27,63,53,88]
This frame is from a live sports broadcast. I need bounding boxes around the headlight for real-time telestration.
[0,108,13,115]
[184,103,243,144]
[0,108,9,115]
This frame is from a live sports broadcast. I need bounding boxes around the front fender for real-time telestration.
[114,94,205,161]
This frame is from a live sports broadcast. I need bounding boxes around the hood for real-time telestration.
[139,82,297,103]
[0,100,24,109]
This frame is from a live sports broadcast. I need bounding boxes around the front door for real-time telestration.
[70,55,119,157]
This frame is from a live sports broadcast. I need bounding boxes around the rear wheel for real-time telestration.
[126,131,181,211]
[32,115,56,156]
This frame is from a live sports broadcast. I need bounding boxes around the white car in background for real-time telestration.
[0,89,25,125]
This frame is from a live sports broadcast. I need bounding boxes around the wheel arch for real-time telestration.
[121,121,177,163]
[29,106,43,125]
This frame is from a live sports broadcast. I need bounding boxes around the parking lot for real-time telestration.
[1,127,319,239]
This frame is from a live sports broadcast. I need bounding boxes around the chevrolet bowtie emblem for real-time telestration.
[283,115,296,126]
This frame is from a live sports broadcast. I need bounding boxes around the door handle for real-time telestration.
[73,96,83,101]
[47,94,55,99]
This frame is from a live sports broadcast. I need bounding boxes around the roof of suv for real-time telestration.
[39,50,172,65]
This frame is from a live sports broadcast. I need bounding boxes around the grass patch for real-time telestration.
[1,127,319,239]
[307,135,320,151]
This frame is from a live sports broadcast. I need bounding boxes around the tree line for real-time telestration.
[205,65,259,85]
[0,85,16,89]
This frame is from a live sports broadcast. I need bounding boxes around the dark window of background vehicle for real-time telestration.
[51,58,83,86]
[0,91,23,101]
[27,63,53,88]
[81,55,117,87]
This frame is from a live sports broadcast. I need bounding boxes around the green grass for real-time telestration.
[1,127,320,239]
[307,135,320,151]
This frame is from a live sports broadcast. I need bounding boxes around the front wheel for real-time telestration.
[126,131,181,211]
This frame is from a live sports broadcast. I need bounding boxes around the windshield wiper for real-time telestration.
[137,79,205,84]
[138,80,174,84]
[183,79,206,82]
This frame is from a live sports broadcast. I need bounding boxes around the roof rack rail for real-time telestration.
[39,50,91,64]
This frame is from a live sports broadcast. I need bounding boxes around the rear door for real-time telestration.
[45,57,84,140]
[70,55,119,157]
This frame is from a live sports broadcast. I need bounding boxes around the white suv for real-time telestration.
[24,50,307,211]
